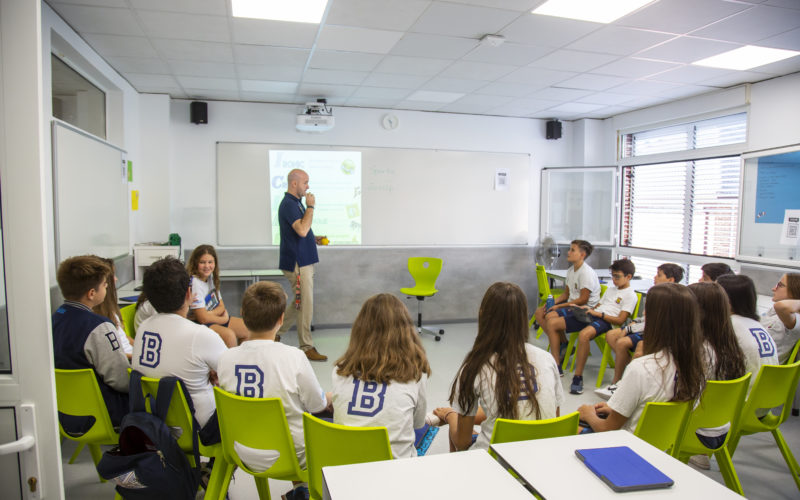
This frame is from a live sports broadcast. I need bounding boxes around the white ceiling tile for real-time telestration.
[240,80,298,93]
[309,51,384,71]
[345,97,405,108]
[528,87,592,101]
[557,73,631,91]
[177,76,238,91]
[136,11,230,42]
[438,61,517,81]
[756,27,800,51]
[105,56,170,73]
[593,58,681,78]
[395,100,448,111]
[231,18,318,48]
[303,69,369,85]
[422,77,488,92]
[298,83,358,98]
[234,45,310,66]
[82,34,157,58]
[407,90,465,102]
[317,26,404,54]
[500,14,602,47]
[745,54,800,74]
[609,80,682,96]
[656,85,716,99]
[697,71,772,87]
[692,5,800,44]
[49,0,128,7]
[130,0,226,15]
[566,26,675,56]
[446,0,539,11]
[583,104,638,118]
[548,102,606,113]
[527,110,562,118]
[47,4,144,36]
[488,97,559,116]
[763,0,800,8]
[409,2,520,38]
[617,0,749,34]
[390,33,478,58]
[529,49,618,72]
[499,67,576,85]
[326,0,431,31]
[637,36,742,64]
[151,39,233,63]
[184,89,241,100]
[575,92,640,105]
[239,92,299,103]
[237,64,305,81]
[169,60,235,78]
[440,94,515,114]
[646,65,734,84]
[474,81,536,97]
[123,73,181,90]
[351,87,412,99]
[362,73,430,89]
[463,43,552,65]
[375,56,452,76]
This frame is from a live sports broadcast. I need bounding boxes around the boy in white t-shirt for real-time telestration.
[539,240,601,369]
[568,259,639,395]
[217,281,327,500]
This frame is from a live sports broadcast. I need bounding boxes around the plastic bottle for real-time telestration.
[546,294,555,311]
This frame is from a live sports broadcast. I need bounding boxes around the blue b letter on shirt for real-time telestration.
[347,379,387,417]
[138,331,162,368]
[235,365,264,398]
[749,327,776,358]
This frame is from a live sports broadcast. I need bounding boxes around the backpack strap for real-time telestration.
[155,377,202,478]
[128,370,148,414]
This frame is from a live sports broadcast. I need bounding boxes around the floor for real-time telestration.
[63,322,800,499]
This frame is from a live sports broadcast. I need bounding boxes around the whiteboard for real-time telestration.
[52,121,129,262]
[738,144,800,266]
[217,143,530,246]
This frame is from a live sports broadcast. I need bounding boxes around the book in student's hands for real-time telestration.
[575,446,674,492]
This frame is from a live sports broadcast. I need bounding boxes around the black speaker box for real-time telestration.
[546,120,562,140]
[190,101,208,124]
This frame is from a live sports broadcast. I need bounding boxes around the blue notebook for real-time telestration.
[575,446,674,492]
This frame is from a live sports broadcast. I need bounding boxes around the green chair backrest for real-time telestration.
[535,264,552,302]
[788,339,800,364]
[737,361,800,435]
[213,387,306,481]
[634,401,691,456]
[405,257,443,294]
[679,373,751,456]
[120,303,136,338]
[489,411,580,445]
[631,292,643,320]
[303,412,393,500]
[54,368,118,444]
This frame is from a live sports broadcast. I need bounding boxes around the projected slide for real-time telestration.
[269,150,362,245]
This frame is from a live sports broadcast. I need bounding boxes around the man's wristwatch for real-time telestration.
[306,205,314,209]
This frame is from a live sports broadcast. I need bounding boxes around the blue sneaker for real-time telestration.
[570,375,583,394]
[282,486,309,500]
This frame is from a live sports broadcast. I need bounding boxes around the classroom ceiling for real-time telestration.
[46,0,800,121]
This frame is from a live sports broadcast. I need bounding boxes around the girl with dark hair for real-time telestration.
[435,282,563,451]
[761,273,800,363]
[687,282,746,381]
[578,283,706,432]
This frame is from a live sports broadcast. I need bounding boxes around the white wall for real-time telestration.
[748,72,800,152]
[166,99,575,250]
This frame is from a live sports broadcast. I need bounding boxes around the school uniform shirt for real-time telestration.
[217,339,326,467]
[594,285,638,320]
[132,313,227,427]
[331,370,427,459]
[761,306,800,363]
[190,276,221,312]
[452,344,564,451]
[111,313,132,355]
[133,300,156,332]
[607,351,678,433]
[566,263,601,307]
[730,314,779,385]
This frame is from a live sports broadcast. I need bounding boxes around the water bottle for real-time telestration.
[546,294,555,311]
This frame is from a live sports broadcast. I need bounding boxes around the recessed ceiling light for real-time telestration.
[232,0,329,23]
[692,45,800,71]
[532,0,654,24]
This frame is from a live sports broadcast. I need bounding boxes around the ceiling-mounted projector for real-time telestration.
[296,99,334,132]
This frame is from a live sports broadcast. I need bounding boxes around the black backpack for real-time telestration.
[97,370,201,500]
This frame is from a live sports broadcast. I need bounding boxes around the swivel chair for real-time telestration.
[400,257,444,341]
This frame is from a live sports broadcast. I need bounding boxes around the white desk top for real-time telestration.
[322,449,531,500]
[490,430,742,500]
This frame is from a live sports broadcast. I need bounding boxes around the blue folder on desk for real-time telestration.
[575,446,673,492]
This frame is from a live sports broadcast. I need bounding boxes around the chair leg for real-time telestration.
[596,343,612,388]
[88,444,107,483]
[255,476,272,500]
[68,442,84,464]
[206,458,235,500]
[715,447,744,496]
[773,429,800,491]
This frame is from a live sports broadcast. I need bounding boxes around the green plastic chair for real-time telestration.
[561,284,611,372]
[529,264,565,332]
[789,339,800,364]
[400,257,444,341]
[489,411,579,446]
[727,361,800,491]
[303,412,393,500]
[205,388,308,500]
[677,373,751,495]
[633,401,691,456]
[595,292,643,387]
[55,368,120,482]
[120,303,136,338]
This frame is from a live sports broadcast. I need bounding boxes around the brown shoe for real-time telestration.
[305,347,328,361]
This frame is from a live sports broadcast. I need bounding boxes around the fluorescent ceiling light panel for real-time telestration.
[692,45,800,71]
[232,0,329,23]
[407,90,465,103]
[532,0,654,24]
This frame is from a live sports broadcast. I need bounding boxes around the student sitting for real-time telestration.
[52,255,130,427]
[538,239,601,368]
[699,262,733,282]
[434,282,563,452]
[93,257,133,359]
[187,244,249,347]
[578,283,705,433]
[217,281,327,500]
[331,293,430,459]
[717,274,779,386]
[133,292,156,332]
[761,272,800,363]
[597,263,684,398]
[568,259,639,395]
[132,257,228,445]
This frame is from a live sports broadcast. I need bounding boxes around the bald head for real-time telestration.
[287,169,309,197]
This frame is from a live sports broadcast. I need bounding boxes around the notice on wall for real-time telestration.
[780,209,800,246]
[495,168,509,191]
[755,153,800,224]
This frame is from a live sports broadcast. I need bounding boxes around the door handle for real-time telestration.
[0,434,34,455]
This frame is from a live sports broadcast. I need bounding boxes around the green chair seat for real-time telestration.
[120,303,136,338]
[634,401,691,456]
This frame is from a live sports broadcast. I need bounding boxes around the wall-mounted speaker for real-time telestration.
[190,101,208,124]
[546,119,562,140]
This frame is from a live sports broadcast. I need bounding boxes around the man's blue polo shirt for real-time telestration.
[278,192,319,271]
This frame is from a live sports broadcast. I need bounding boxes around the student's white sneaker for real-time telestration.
[594,384,617,400]
[689,454,711,470]
[425,413,441,427]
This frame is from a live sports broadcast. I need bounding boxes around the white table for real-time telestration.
[547,269,653,295]
[490,431,742,499]
[322,449,532,500]
[219,268,283,287]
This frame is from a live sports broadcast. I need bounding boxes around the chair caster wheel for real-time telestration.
[438,329,444,335]
[435,336,441,341]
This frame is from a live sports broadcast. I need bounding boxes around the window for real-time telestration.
[51,54,106,139]
[619,113,746,259]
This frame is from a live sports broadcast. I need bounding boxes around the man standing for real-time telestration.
[277,168,327,361]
